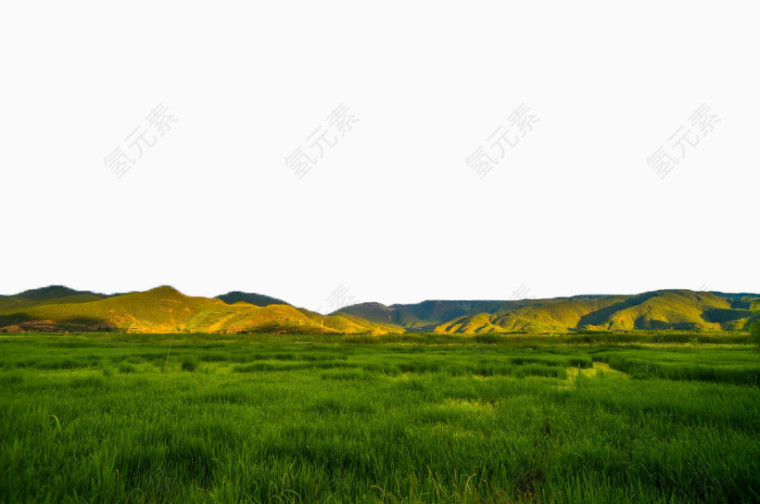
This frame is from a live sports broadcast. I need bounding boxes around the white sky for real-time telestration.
[1,2,758,313]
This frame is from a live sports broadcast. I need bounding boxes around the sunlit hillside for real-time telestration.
[337,290,760,334]
[0,286,401,335]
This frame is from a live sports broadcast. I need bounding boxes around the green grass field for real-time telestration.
[1,333,759,503]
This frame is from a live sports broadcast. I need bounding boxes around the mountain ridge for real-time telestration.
[334,290,760,334]
[0,285,400,335]
[1,286,758,335]
[216,291,291,307]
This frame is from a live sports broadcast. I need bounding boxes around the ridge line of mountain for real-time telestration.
[1,285,758,335]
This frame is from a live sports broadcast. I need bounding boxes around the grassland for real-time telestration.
[1,333,759,503]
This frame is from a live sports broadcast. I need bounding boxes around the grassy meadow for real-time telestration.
[1,333,759,503]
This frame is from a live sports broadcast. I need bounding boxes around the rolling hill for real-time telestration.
[0,286,401,335]
[1,286,758,335]
[334,290,760,334]
[0,286,109,314]
[216,291,291,307]
[335,300,531,331]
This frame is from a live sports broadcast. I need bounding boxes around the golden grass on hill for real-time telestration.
[2,287,758,336]
[1,286,401,335]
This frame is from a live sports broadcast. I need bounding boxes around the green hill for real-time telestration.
[336,290,760,334]
[0,286,401,335]
[335,300,532,331]
[434,299,621,334]
[216,291,291,307]
[595,290,729,331]
[299,309,404,335]
[0,286,109,314]
[2,286,758,335]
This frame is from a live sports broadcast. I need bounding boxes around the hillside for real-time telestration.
[336,290,760,334]
[336,300,533,331]
[0,286,401,335]
[0,286,109,314]
[216,291,291,307]
[2,286,758,335]
[434,298,622,334]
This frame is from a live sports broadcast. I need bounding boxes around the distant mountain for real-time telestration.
[334,290,760,334]
[0,285,109,314]
[335,300,537,331]
[16,285,100,301]
[710,292,760,299]
[0,286,401,335]
[216,291,291,307]
[2,285,758,335]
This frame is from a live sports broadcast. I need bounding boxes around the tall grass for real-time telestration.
[0,334,758,503]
